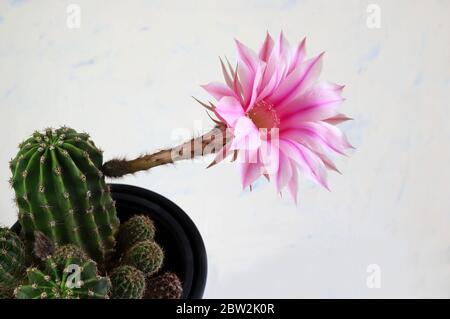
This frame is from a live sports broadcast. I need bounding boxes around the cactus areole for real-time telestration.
[9,127,120,266]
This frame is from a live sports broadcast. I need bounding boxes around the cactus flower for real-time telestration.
[202,32,352,201]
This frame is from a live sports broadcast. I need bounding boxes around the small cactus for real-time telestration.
[52,244,88,267]
[118,215,155,252]
[145,272,183,299]
[122,241,163,278]
[0,227,26,294]
[14,255,111,299]
[10,127,120,266]
[110,265,146,299]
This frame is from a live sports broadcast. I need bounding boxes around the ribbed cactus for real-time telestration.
[14,255,111,299]
[0,227,26,293]
[110,265,145,299]
[9,127,120,266]
[118,215,155,252]
[145,272,183,299]
[123,240,163,278]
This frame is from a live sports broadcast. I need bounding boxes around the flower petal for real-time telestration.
[281,121,353,155]
[259,33,290,98]
[259,139,279,177]
[279,139,328,189]
[287,37,306,75]
[215,96,245,127]
[240,150,263,189]
[269,52,324,107]
[235,39,260,108]
[278,82,345,122]
[202,82,237,101]
[230,116,261,151]
[287,161,299,203]
[276,151,293,192]
[259,32,274,62]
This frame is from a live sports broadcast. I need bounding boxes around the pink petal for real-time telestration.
[235,39,258,74]
[230,116,261,151]
[215,96,245,127]
[269,52,324,107]
[280,131,340,173]
[277,82,345,122]
[276,151,293,192]
[235,39,260,107]
[259,32,274,62]
[287,161,299,203]
[281,121,353,155]
[287,37,306,76]
[259,140,279,176]
[247,62,265,110]
[240,150,263,189]
[257,65,281,102]
[279,139,328,189]
[202,82,237,101]
[259,33,290,97]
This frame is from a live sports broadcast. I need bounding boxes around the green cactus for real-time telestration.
[0,227,26,294]
[118,215,155,252]
[145,272,183,299]
[43,244,88,274]
[110,265,145,299]
[123,240,163,278]
[14,255,111,299]
[52,244,88,267]
[9,127,120,266]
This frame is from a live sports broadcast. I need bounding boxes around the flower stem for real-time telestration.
[102,124,229,178]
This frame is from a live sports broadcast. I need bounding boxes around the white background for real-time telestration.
[0,0,449,298]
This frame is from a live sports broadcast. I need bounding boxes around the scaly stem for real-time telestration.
[102,124,229,178]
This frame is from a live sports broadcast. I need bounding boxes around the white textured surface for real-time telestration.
[0,0,449,298]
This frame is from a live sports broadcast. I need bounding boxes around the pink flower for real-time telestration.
[202,32,352,202]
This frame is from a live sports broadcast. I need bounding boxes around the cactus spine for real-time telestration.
[10,127,120,266]
[118,215,155,252]
[145,272,183,299]
[14,255,111,299]
[122,240,163,278]
[0,227,26,294]
[110,265,146,299]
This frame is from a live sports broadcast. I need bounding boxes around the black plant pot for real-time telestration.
[12,183,207,299]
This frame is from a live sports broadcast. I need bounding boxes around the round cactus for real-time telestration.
[110,265,146,299]
[118,215,155,252]
[122,241,163,278]
[9,127,120,266]
[145,272,183,299]
[14,255,111,299]
[51,244,88,270]
[0,227,26,293]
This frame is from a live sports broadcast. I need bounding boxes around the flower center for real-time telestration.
[247,100,280,130]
